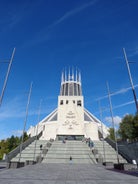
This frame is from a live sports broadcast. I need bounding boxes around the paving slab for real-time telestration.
[0,163,137,184]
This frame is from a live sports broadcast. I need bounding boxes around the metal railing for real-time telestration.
[6,131,42,162]
[105,137,134,163]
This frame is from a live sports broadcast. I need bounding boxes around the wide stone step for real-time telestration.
[96,149,115,151]
[41,140,96,164]
[21,149,42,152]
[52,148,90,150]
[47,151,90,154]
[43,159,93,164]
[14,153,41,157]
[45,154,91,159]
[48,146,89,149]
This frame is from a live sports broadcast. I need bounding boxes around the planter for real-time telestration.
[25,160,36,165]
[103,162,113,166]
[114,163,124,170]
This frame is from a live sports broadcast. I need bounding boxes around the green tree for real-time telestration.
[7,135,16,151]
[0,132,29,160]
[23,132,29,142]
[0,140,9,160]
[19,132,29,143]
[108,128,115,141]
[133,114,138,138]
[118,114,135,141]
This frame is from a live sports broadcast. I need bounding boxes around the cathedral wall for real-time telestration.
[57,96,85,135]
[97,123,109,138]
[27,126,36,137]
[40,122,57,140]
[84,121,99,140]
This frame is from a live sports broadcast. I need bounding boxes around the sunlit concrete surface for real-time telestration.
[0,163,137,184]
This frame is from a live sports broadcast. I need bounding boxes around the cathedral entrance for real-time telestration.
[57,135,84,141]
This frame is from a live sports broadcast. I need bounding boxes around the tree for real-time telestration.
[0,132,29,160]
[23,132,29,142]
[118,114,137,141]
[133,114,138,139]
[108,128,115,141]
[7,135,15,151]
[0,140,9,160]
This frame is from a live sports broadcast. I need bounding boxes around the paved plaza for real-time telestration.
[0,163,137,184]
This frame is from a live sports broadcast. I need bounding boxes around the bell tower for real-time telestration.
[57,69,85,139]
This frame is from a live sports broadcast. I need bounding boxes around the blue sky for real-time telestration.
[0,0,138,140]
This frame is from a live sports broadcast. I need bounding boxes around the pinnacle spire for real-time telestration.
[60,67,82,96]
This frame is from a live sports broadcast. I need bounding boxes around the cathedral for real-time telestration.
[27,69,109,140]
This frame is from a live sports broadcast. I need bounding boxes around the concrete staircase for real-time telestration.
[93,140,127,163]
[11,140,48,162]
[42,141,96,164]
[10,139,127,164]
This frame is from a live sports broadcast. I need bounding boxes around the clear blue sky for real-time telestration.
[0,0,138,140]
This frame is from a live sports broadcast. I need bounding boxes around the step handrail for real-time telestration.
[105,137,132,163]
[6,131,42,162]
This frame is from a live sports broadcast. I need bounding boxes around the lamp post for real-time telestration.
[33,99,42,161]
[19,82,33,163]
[0,48,15,107]
[123,48,138,114]
[98,100,106,163]
[106,82,119,164]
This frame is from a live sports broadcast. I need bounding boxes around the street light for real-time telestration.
[33,99,42,161]
[106,82,120,164]
[18,82,33,163]
[98,100,106,163]
[123,48,138,114]
[0,48,16,107]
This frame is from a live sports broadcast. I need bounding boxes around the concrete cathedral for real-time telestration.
[27,69,109,140]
